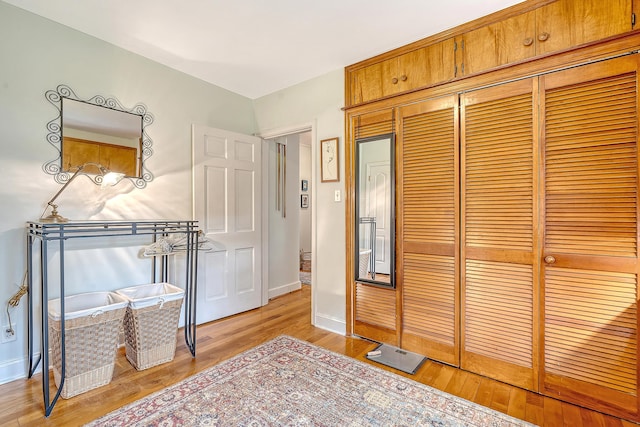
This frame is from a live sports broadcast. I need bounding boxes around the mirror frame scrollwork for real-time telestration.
[44,84,154,188]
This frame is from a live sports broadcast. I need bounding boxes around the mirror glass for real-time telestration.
[355,133,395,287]
[44,84,154,188]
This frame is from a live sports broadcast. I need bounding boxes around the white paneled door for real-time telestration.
[365,161,391,274]
[193,125,262,324]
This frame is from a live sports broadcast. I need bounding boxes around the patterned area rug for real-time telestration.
[85,336,535,426]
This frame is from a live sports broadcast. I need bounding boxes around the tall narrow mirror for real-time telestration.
[355,133,395,288]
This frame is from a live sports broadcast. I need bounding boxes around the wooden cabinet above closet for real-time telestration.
[348,39,456,106]
[458,0,633,76]
[345,0,636,107]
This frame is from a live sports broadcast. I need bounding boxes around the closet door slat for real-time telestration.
[461,79,538,391]
[399,96,459,365]
[541,57,639,419]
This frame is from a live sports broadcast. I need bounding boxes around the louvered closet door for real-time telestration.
[541,56,639,420]
[460,79,538,390]
[399,95,459,365]
[352,109,398,344]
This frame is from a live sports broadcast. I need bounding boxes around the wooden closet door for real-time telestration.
[350,109,398,344]
[460,79,539,391]
[398,95,459,366]
[541,56,640,420]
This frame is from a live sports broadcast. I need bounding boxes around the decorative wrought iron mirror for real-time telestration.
[44,84,154,188]
[355,133,395,288]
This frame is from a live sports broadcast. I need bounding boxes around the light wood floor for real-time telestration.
[1,285,637,426]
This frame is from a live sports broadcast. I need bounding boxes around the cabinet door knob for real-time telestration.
[544,255,556,264]
[523,37,534,46]
[400,75,407,82]
[391,77,399,84]
[538,32,550,42]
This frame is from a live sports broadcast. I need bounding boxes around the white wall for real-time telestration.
[0,2,256,383]
[299,133,312,253]
[267,135,302,298]
[253,70,346,334]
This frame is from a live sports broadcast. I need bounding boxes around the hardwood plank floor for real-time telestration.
[0,285,635,426]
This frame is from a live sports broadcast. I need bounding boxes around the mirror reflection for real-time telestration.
[44,84,154,188]
[62,98,143,177]
[355,133,395,287]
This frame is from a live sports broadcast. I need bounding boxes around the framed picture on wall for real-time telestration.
[320,137,339,182]
[301,194,309,208]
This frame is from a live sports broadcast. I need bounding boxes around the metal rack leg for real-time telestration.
[183,228,198,356]
[27,234,41,378]
[42,237,65,417]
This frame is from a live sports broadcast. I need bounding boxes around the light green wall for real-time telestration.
[0,2,256,380]
[0,1,347,384]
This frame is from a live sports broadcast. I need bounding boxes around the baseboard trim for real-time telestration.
[0,354,40,385]
[268,280,302,300]
[314,312,346,335]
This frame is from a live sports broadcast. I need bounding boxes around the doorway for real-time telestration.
[299,132,312,285]
[263,129,313,299]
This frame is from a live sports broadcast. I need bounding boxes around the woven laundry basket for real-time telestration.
[359,249,371,278]
[115,283,184,370]
[48,292,128,399]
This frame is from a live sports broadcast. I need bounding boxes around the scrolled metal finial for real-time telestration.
[142,112,154,126]
[45,89,62,105]
[56,84,75,99]
[132,175,150,189]
[46,121,61,135]
[43,160,62,178]
[53,170,72,185]
[104,97,119,109]
[132,103,148,116]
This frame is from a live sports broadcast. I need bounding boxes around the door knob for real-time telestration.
[523,37,534,46]
[391,77,399,84]
[538,32,550,42]
[400,75,407,81]
[544,255,556,264]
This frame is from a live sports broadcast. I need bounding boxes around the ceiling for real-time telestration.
[4,0,524,99]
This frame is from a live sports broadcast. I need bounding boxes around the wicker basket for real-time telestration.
[116,283,184,370]
[48,292,128,399]
[359,249,371,278]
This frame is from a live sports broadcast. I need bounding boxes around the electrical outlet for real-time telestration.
[1,325,17,343]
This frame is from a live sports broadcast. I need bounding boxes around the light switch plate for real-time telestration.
[334,190,341,202]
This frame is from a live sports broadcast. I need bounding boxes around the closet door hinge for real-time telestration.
[633,12,636,28]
